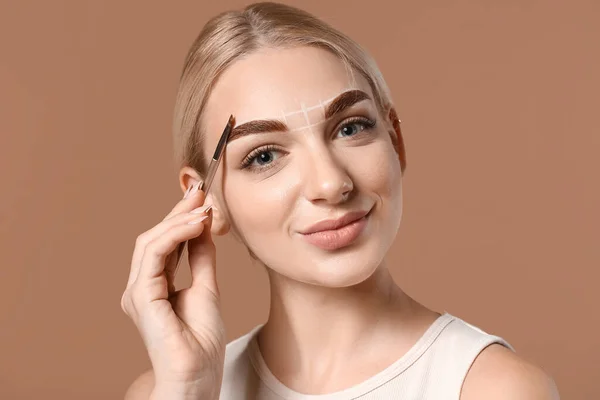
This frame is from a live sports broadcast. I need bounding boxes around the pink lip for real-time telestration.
[299,210,370,234]
[299,209,371,250]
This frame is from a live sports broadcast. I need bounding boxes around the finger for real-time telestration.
[164,205,213,293]
[163,241,185,294]
[125,186,206,289]
[188,207,219,298]
[126,209,208,290]
[137,213,209,282]
[163,182,206,221]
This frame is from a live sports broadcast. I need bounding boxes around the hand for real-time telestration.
[121,182,226,395]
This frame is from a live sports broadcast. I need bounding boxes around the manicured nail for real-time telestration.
[183,185,193,199]
[190,181,202,197]
[188,215,209,225]
[190,204,212,214]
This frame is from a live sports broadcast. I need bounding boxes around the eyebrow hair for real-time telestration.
[227,89,372,142]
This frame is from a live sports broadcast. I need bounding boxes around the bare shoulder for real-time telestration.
[461,344,560,400]
[124,369,155,400]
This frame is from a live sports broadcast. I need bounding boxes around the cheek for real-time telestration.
[355,141,404,245]
[354,141,401,198]
[227,174,298,241]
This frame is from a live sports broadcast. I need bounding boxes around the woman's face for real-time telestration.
[201,46,403,287]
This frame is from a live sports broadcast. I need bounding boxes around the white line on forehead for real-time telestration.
[299,102,312,133]
[281,90,348,117]
[231,86,361,131]
[289,120,327,132]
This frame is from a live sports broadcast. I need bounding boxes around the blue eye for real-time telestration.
[253,149,278,166]
[239,117,377,172]
[240,144,281,170]
[336,117,376,138]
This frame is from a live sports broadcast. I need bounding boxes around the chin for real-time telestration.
[311,264,380,288]
[260,212,398,288]
[290,240,386,288]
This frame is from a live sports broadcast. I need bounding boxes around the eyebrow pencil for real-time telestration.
[170,114,235,278]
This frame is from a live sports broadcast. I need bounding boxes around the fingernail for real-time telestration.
[190,204,212,214]
[184,181,201,199]
[188,215,209,225]
[183,185,193,199]
[190,181,202,197]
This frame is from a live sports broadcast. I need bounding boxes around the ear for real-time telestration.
[179,166,231,236]
[386,106,407,174]
[179,166,201,195]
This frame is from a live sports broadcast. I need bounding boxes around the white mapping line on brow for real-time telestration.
[280,88,356,118]
[281,109,288,125]
[233,87,360,128]
[290,99,326,132]
[289,120,327,132]
[300,102,312,133]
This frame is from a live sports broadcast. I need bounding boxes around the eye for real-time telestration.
[336,117,376,138]
[240,144,283,171]
[239,117,377,173]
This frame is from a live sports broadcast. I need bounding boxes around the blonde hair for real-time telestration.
[172,1,402,175]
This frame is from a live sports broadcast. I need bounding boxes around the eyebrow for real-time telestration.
[227,89,371,142]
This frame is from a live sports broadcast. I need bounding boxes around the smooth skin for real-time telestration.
[121,186,225,400]
[123,46,559,399]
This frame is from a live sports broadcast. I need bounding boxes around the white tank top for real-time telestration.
[219,313,514,399]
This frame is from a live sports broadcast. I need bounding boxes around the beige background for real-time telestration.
[1,1,598,399]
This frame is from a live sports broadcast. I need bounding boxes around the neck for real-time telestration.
[257,261,423,383]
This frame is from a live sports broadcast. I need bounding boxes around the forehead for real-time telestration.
[201,46,373,144]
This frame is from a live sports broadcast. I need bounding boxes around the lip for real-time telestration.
[299,209,371,251]
[299,209,371,234]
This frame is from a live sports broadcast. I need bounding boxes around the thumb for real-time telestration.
[187,206,219,297]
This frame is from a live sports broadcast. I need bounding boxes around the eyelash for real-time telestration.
[239,116,377,171]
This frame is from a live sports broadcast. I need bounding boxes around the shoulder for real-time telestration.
[219,325,264,398]
[461,344,560,400]
[124,369,154,400]
[223,323,262,370]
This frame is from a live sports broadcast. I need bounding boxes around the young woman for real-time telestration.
[121,2,559,399]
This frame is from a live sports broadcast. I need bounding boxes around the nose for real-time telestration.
[302,147,353,204]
